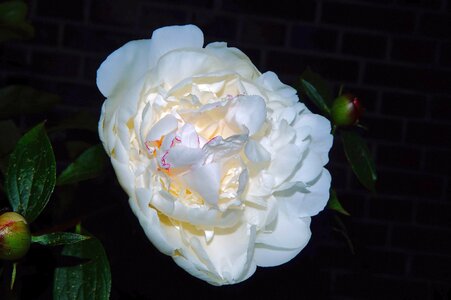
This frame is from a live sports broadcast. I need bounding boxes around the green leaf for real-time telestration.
[5,123,56,223]
[57,144,107,186]
[341,130,377,192]
[0,1,34,43]
[0,1,27,23]
[327,189,350,216]
[32,232,90,246]
[300,79,331,116]
[53,234,111,300]
[300,68,334,106]
[0,85,60,119]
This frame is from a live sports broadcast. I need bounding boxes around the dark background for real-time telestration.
[1,0,451,299]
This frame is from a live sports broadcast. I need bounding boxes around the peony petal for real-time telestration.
[146,114,179,142]
[245,139,271,163]
[295,114,333,164]
[148,25,204,68]
[97,39,151,98]
[164,146,204,169]
[226,95,267,136]
[254,245,304,268]
[268,144,303,186]
[206,42,260,79]
[152,192,240,228]
[156,49,220,88]
[254,216,311,267]
[178,123,200,148]
[276,169,331,218]
[172,223,257,285]
[256,211,311,250]
[131,189,175,255]
[203,134,247,164]
[256,71,298,105]
[292,150,324,184]
[183,163,221,205]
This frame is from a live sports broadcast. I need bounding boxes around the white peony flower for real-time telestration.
[97,24,333,285]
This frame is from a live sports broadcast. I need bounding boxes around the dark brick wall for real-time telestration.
[1,0,450,299]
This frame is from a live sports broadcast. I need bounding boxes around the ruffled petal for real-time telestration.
[254,216,311,267]
[276,169,331,218]
[146,114,179,142]
[148,25,204,68]
[226,95,267,136]
[97,39,151,98]
[183,163,221,205]
[245,139,271,162]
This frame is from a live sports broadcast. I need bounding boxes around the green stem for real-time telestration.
[10,263,16,291]
[338,84,344,96]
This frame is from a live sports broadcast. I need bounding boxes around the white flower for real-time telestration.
[97,24,333,285]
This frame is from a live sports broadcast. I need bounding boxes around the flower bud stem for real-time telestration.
[10,262,16,290]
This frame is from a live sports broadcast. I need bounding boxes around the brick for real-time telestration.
[362,249,407,275]
[0,45,29,72]
[412,254,451,281]
[266,52,360,82]
[342,32,387,59]
[290,25,338,53]
[375,169,443,198]
[419,13,451,39]
[36,0,84,21]
[396,0,442,9]
[138,5,189,32]
[31,21,60,47]
[222,0,317,22]
[55,83,101,106]
[62,25,140,54]
[350,221,388,246]
[192,13,238,41]
[238,47,262,69]
[351,0,394,3]
[431,96,451,121]
[31,51,82,78]
[376,144,422,170]
[32,79,100,107]
[440,42,451,67]
[150,0,213,7]
[416,202,451,227]
[241,19,286,46]
[322,2,415,33]
[335,273,428,299]
[380,91,427,118]
[391,37,436,64]
[364,115,404,141]
[391,225,451,255]
[315,245,354,269]
[369,195,413,222]
[406,121,451,148]
[423,148,451,176]
[90,0,139,27]
[364,63,451,93]
[83,56,103,82]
